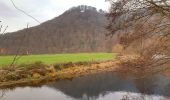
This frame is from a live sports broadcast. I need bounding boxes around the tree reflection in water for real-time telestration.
[0,72,170,100]
[47,72,170,100]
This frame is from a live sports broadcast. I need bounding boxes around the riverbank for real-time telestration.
[1,55,169,88]
[0,60,120,88]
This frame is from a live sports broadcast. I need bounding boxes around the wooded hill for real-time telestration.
[0,5,114,55]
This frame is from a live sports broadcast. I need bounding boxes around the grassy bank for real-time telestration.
[0,53,116,67]
[0,53,117,87]
[0,60,120,88]
[1,54,169,88]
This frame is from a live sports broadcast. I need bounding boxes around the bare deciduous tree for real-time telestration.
[107,0,170,67]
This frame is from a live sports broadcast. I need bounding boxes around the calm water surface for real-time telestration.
[0,72,170,100]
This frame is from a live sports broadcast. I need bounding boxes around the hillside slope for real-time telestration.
[0,5,114,55]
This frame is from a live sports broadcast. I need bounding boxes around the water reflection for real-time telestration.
[0,72,170,100]
[0,90,6,99]
[47,73,170,99]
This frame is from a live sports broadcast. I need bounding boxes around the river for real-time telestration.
[0,72,170,100]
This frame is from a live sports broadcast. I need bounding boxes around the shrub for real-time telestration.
[5,72,20,81]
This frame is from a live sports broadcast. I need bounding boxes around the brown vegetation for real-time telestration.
[107,0,170,68]
[0,60,119,88]
[115,55,170,79]
[0,48,7,54]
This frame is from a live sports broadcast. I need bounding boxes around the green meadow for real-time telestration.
[0,53,116,66]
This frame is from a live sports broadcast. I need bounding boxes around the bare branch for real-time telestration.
[10,0,41,24]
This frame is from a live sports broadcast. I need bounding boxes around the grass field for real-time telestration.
[0,53,116,66]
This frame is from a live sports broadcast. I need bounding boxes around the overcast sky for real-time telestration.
[0,0,110,33]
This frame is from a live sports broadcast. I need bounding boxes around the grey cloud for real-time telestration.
[0,2,18,17]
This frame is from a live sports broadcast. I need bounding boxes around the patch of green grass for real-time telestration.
[0,53,116,67]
